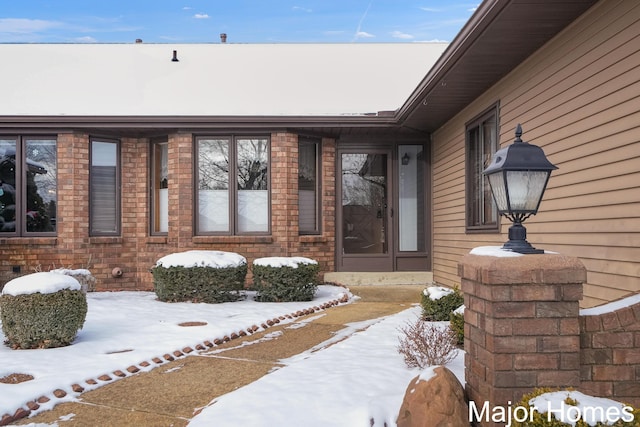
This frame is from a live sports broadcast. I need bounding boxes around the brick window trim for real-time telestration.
[0,237,57,246]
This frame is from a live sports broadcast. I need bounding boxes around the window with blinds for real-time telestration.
[298,138,320,235]
[90,139,120,236]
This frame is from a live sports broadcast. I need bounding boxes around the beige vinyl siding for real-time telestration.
[431,0,640,307]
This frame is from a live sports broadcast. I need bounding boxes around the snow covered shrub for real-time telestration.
[510,388,639,426]
[51,268,96,293]
[152,250,247,303]
[252,257,319,302]
[449,305,465,346]
[397,316,458,368]
[420,285,464,321]
[0,272,88,349]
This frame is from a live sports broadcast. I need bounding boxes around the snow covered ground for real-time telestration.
[2,247,636,426]
[1,270,464,426]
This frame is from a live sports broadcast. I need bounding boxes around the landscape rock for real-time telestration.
[396,366,469,427]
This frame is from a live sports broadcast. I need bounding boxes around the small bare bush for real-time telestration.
[397,316,459,368]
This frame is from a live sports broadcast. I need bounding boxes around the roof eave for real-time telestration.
[0,114,402,136]
[396,0,598,133]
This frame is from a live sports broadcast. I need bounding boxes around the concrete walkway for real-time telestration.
[12,285,423,427]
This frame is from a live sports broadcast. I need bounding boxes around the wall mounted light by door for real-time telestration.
[401,153,410,165]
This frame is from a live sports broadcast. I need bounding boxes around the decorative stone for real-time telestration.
[53,389,67,398]
[1,414,12,426]
[396,366,469,427]
[12,408,29,421]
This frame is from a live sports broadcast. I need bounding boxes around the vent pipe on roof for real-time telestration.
[220,33,227,43]
[172,50,179,62]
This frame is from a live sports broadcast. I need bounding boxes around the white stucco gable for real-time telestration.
[0,43,448,117]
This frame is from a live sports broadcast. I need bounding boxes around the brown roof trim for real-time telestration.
[0,114,399,133]
[396,0,508,123]
[396,0,598,132]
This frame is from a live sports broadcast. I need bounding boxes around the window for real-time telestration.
[151,139,168,234]
[196,136,270,234]
[398,144,425,251]
[0,137,57,235]
[466,106,499,232]
[298,138,321,234]
[90,138,120,236]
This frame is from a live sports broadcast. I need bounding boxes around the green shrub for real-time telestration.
[1,289,87,349]
[252,257,319,302]
[421,285,463,321]
[152,264,247,303]
[449,307,464,346]
[510,388,639,426]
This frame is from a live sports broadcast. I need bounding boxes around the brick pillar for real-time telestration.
[459,252,585,426]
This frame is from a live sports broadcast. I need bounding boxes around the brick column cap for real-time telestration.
[458,252,586,285]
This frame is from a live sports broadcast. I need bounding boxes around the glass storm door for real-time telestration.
[338,150,393,271]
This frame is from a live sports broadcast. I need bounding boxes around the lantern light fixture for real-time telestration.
[483,124,558,254]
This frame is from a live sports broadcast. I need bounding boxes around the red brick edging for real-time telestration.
[1,294,349,425]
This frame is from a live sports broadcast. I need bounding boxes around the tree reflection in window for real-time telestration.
[0,138,56,234]
[196,136,269,234]
[237,138,268,190]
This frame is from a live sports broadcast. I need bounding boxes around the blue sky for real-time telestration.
[0,1,478,43]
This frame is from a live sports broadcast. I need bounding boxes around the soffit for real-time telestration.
[399,0,599,133]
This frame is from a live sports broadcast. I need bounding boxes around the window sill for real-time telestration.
[0,237,57,246]
[193,235,273,245]
[299,235,327,243]
[465,227,500,234]
[146,236,168,244]
[89,237,123,244]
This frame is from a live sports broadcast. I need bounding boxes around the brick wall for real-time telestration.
[460,253,585,415]
[0,131,337,292]
[580,299,640,407]
[460,252,640,426]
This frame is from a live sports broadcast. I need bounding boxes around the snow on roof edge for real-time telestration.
[0,42,449,117]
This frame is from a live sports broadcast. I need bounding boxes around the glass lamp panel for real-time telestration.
[505,170,549,212]
[487,172,508,212]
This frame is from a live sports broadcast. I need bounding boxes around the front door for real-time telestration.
[337,149,393,271]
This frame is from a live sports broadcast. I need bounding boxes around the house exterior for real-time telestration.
[1,0,638,309]
[407,0,639,308]
[0,42,447,292]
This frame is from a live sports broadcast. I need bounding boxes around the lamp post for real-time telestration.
[483,124,558,254]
